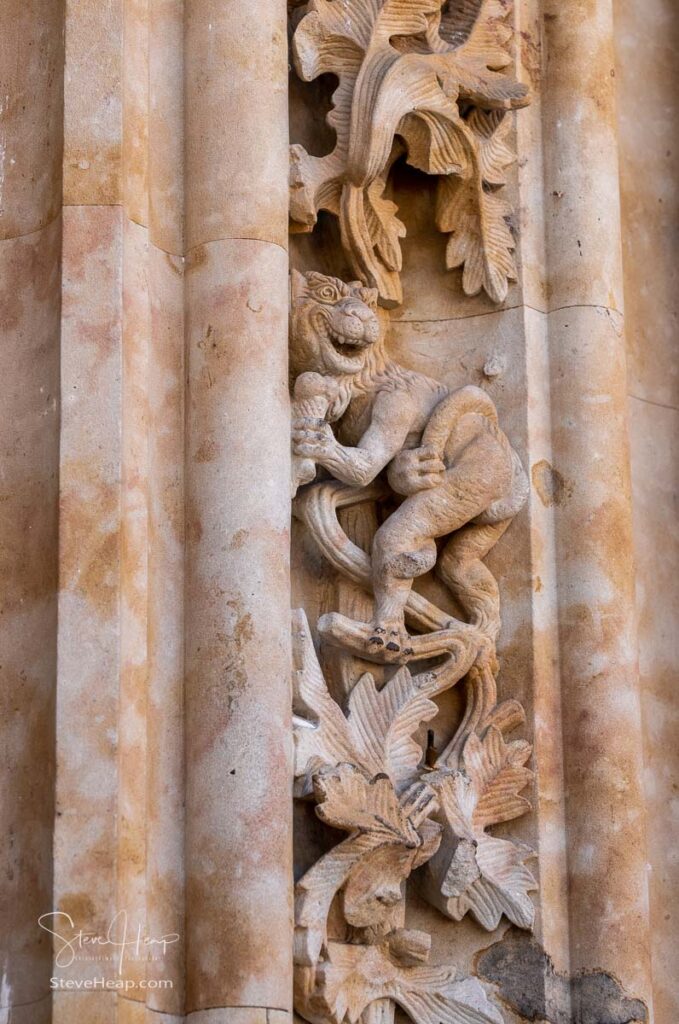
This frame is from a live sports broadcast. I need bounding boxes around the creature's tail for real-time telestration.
[422,385,529,523]
[421,385,499,454]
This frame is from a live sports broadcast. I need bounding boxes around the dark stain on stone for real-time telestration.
[477,930,647,1024]
[532,459,573,507]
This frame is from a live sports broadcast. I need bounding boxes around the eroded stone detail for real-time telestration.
[289,0,529,305]
[290,270,535,1024]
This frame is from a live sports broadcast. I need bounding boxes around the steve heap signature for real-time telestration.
[39,911,180,975]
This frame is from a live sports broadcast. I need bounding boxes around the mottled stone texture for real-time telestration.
[615,1,679,1022]
[184,240,293,1014]
[1,1,677,1023]
[0,2,64,1020]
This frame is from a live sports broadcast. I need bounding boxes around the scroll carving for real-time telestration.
[289,271,536,1024]
[289,0,529,306]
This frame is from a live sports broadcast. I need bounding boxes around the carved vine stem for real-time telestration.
[288,2,533,1018]
[288,265,536,1024]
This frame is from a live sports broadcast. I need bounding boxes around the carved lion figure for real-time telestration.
[290,270,528,654]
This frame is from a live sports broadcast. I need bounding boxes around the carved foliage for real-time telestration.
[289,273,536,1024]
[290,0,529,305]
[423,726,537,930]
[293,610,442,963]
[292,605,535,1024]
[293,608,439,795]
[296,935,504,1024]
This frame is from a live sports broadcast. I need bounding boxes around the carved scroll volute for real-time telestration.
[289,0,530,306]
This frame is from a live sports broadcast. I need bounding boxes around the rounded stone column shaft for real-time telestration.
[0,3,64,1023]
[184,0,293,1018]
[542,0,653,1009]
[145,2,186,1019]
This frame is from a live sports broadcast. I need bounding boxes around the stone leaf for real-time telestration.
[423,726,537,930]
[296,936,503,1024]
[293,608,358,796]
[437,174,517,304]
[293,611,439,794]
[290,0,529,305]
[343,667,439,792]
[468,109,515,186]
[294,766,441,964]
[437,0,525,101]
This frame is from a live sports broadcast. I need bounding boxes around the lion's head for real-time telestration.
[290,270,386,381]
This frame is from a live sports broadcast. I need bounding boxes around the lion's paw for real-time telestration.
[367,621,412,656]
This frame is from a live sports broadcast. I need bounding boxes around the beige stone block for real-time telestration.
[541,0,624,313]
[145,241,185,1015]
[4,994,52,1024]
[267,1011,292,1024]
[55,206,122,997]
[0,0,64,238]
[63,0,122,205]
[145,1011,184,1024]
[122,0,150,227]
[185,0,289,249]
[117,216,151,992]
[628,395,679,1024]
[53,990,116,1024]
[187,1010,268,1024]
[118,996,147,1023]
[0,218,61,1007]
[616,0,679,408]
[149,0,184,255]
[547,305,652,1004]
[184,237,292,1011]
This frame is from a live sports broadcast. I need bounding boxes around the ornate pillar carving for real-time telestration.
[287,4,539,1023]
[2,0,675,1021]
[286,1,654,1022]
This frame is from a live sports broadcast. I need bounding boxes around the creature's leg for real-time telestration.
[369,438,509,652]
[436,519,511,667]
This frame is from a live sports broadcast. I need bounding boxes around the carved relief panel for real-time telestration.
[288,3,534,1022]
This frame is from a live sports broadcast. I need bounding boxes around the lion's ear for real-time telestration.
[290,268,307,304]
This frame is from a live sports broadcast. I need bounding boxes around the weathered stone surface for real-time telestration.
[184,238,293,1012]
[478,929,648,1024]
[54,205,122,1020]
[0,217,61,1014]
[1,1,677,1022]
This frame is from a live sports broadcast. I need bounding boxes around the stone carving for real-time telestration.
[290,270,535,1024]
[291,269,528,661]
[289,0,529,305]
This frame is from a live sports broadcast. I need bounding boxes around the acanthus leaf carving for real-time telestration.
[288,269,536,1024]
[293,607,440,796]
[296,934,504,1024]
[421,726,537,930]
[289,0,529,305]
[294,765,441,964]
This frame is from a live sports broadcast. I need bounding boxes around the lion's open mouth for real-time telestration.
[322,322,371,356]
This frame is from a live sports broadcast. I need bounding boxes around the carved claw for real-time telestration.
[369,621,410,656]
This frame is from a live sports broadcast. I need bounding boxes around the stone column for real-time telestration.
[542,0,653,1011]
[184,1,293,1020]
[0,3,64,1023]
[145,1,186,1018]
